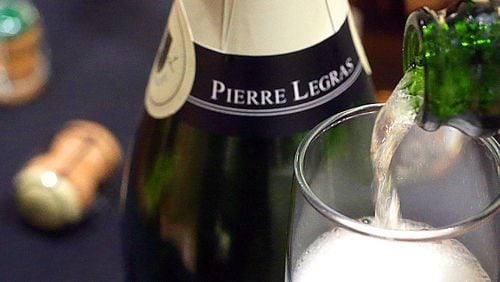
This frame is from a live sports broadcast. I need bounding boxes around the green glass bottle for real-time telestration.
[122,0,375,281]
[403,0,499,136]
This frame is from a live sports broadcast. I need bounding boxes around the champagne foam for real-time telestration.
[293,224,491,282]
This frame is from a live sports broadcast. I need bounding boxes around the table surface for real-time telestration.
[0,1,404,281]
[0,1,171,281]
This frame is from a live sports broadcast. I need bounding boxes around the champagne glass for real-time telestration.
[287,104,499,282]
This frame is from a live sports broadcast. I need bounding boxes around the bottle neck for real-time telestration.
[403,0,499,136]
[181,0,350,56]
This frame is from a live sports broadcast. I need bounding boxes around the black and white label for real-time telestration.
[146,0,374,137]
[176,19,372,136]
[189,56,360,117]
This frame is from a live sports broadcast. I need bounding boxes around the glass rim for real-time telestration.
[294,103,500,241]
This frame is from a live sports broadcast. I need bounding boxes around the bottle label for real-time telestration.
[145,1,196,118]
[146,0,373,137]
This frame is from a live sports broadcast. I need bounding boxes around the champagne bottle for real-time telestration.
[122,0,375,281]
[0,0,50,105]
[403,0,499,136]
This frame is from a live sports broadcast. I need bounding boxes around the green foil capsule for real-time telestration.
[0,0,39,39]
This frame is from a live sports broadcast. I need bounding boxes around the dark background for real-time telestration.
[0,0,410,281]
[0,1,171,281]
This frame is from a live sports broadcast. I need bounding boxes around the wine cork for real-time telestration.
[14,120,123,230]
